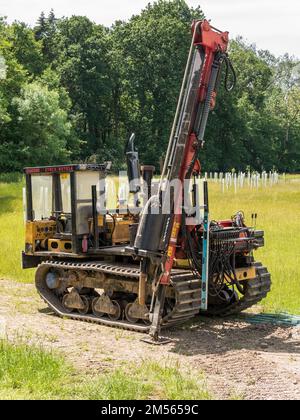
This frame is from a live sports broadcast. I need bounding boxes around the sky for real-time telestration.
[1,0,299,58]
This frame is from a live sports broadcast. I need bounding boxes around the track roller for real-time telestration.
[91,297,104,318]
[108,300,122,321]
[125,303,138,324]
[62,294,74,313]
[78,295,91,315]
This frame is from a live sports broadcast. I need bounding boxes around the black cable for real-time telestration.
[107,213,116,241]
[182,211,202,277]
[222,53,236,92]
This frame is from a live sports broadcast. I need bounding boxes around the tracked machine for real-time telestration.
[22,20,271,340]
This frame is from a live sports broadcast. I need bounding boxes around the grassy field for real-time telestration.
[0,181,33,283]
[0,339,211,400]
[0,175,299,314]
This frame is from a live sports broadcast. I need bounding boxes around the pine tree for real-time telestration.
[34,11,47,41]
[48,9,57,27]
[34,9,58,63]
[44,9,57,62]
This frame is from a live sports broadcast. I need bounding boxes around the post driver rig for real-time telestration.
[133,20,237,339]
[22,21,271,341]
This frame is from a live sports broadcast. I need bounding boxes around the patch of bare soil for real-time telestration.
[1,279,300,400]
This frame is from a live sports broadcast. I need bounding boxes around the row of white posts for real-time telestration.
[202,171,283,193]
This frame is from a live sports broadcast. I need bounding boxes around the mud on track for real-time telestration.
[1,280,300,400]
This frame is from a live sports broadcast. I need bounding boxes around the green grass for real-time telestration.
[141,361,211,400]
[0,339,211,400]
[0,181,33,282]
[0,175,299,314]
[0,339,71,399]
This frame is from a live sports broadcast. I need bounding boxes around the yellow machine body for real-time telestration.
[174,258,256,281]
[25,220,56,254]
[48,239,73,253]
[106,218,131,245]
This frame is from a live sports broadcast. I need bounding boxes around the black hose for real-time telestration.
[222,53,236,92]
[107,213,116,241]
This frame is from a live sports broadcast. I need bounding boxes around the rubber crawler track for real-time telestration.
[205,263,272,316]
[35,261,202,333]
[35,261,271,331]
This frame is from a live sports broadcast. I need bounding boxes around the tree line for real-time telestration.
[0,0,299,173]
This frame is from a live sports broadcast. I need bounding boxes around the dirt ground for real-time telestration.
[1,279,300,400]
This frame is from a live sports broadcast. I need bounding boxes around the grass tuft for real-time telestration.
[79,368,153,400]
[0,340,212,400]
[0,339,70,399]
[141,361,211,400]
